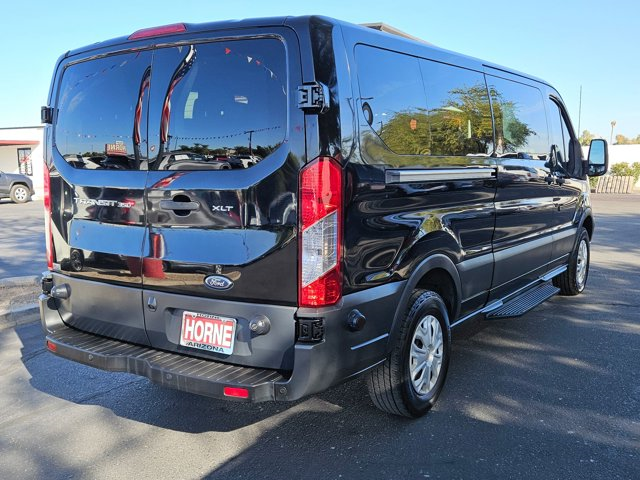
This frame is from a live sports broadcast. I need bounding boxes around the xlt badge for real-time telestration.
[211,205,233,212]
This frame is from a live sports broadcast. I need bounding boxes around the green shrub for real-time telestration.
[610,161,640,181]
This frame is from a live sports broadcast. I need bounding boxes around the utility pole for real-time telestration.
[244,130,254,155]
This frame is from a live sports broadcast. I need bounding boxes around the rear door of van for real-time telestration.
[49,27,304,368]
[51,49,153,345]
[140,30,305,370]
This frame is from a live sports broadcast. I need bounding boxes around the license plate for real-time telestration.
[180,311,236,355]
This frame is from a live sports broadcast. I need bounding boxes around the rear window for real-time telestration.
[54,37,288,171]
[55,51,153,170]
[150,38,287,171]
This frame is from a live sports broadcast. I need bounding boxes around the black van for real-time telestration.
[39,16,608,417]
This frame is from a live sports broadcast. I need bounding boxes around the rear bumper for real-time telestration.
[41,297,283,401]
[39,279,405,402]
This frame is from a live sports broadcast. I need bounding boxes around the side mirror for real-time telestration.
[587,139,608,177]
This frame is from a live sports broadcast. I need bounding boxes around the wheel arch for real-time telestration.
[386,254,461,354]
[581,211,594,240]
[10,181,31,193]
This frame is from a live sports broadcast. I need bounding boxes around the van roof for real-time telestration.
[63,15,552,89]
[359,22,433,45]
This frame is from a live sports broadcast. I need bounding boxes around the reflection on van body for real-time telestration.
[41,16,607,418]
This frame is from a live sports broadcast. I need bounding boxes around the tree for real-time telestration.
[254,145,275,159]
[378,110,431,155]
[615,134,630,145]
[375,83,504,156]
[614,134,640,145]
[610,161,640,181]
[233,145,251,155]
[579,130,595,146]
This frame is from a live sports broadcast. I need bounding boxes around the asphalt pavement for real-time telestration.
[0,195,638,479]
[0,199,47,278]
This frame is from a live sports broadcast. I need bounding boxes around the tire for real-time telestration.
[69,249,85,272]
[367,289,451,417]
[10,184,31,203]
[553,227,590,296]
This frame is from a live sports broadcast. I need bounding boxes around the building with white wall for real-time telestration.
[0,126,44,197]
[582,144,640,166]
[582,144,640,188]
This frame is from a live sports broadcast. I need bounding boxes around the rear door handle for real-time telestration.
[159,200,200,211]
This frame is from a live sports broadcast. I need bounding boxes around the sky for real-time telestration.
[1,0,639,140]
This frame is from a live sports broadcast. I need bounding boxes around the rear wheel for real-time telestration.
[366,289,451,417]
[10,184,30,203]
[553,227,590,295]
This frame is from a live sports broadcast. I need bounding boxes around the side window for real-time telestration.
[487,76,549,159]
[559,110,573,168]
[419,60,493,156]
[546,98,566,166]
[55,51,153,170]
[355,45,429,155]
[355,45,493,158]
[546,96,580,176]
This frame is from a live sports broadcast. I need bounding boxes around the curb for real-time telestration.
[0,303,39,331]
[0,274,39,288]
[0,275,41,331]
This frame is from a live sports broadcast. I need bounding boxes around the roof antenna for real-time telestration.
[578,85,582,136]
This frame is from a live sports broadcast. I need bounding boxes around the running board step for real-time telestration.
[485,283,560,319]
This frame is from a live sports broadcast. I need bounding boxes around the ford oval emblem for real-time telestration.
[204,275,234,291]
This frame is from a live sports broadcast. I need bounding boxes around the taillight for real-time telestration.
[299,157,343,307]
[129,23,186,40]
[43,165,53,270]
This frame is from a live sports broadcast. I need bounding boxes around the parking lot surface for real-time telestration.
[0,199,46,278]
[0,195,638,479]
